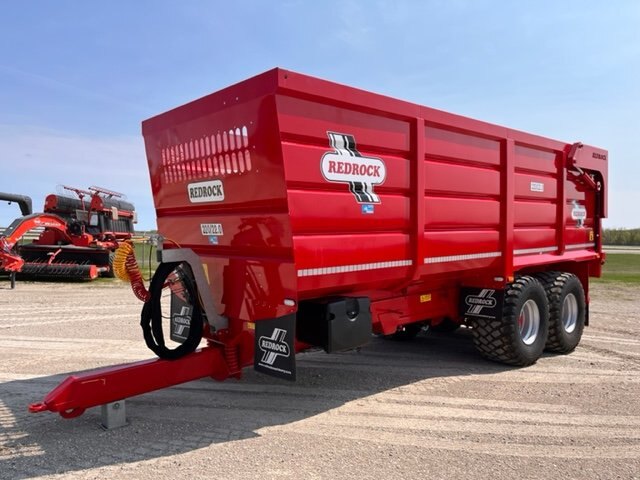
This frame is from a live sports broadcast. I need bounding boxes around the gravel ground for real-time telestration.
[0,280,638,480]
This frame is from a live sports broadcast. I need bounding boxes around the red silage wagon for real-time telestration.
[30,68,607,418]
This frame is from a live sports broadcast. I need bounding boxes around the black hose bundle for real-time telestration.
[141,261,203,360]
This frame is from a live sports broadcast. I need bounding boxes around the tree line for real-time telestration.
[603,228,640,246]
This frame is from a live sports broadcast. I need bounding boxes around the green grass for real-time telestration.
[99,242,157,284]
[132,242,158,280]
[594,253,640,284]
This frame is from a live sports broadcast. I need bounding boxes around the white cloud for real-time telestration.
[0,64,148,114]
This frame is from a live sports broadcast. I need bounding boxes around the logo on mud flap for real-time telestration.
[171,306,192,341]
[187,180,224,203]
[460,288,503,320]
[258,328,291,366]
[321,132,386,204]
[254,315,296,380]
[465,290,497,315]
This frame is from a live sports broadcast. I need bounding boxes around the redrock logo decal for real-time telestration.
[254,315,296,380]
[465,289,497,314]
[321,132,386,204]
[171,306,192,339]
[258,328,290,366]
[187,180,224,203]
[460,287,503,321]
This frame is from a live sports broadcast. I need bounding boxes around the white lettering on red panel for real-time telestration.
[188,180,224,203]
[530,181,545,193]
[320,132,386,204]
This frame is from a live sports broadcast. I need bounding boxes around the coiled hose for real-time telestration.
[140,261,203,360]
[113,241,150,302]
[114,242,203,359]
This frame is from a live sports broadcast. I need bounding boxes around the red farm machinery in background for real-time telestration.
[29,68,607,419]
[0,185,137,282]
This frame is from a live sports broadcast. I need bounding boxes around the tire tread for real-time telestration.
[537,271,585,353]
[471,276,547,366]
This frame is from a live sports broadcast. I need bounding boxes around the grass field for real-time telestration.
[595,253,640,284]
[132,241,158,280]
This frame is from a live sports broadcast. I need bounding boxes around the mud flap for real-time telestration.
[254,314,296,381]
[460,287,504,321]
[170,294,192,343]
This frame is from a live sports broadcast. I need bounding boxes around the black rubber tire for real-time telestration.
[431,317,460,333]
[471,276,549,366]
[536,272,586,353]
[386,323,425,341]
[102,252,116,278]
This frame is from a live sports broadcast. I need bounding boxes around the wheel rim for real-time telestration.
[518,299,540,346]
[562,293,578,334]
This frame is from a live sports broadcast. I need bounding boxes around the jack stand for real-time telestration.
[10,272,16,289]
[100,400,127,429]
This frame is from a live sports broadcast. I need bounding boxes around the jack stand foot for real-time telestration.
[100,400,127,429]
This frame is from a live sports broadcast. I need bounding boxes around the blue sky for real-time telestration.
[0,0,638,229]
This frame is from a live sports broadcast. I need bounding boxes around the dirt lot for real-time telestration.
[0,280,638,480]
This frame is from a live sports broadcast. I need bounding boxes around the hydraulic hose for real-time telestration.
[113,241,150,302]
[140,261,203,360]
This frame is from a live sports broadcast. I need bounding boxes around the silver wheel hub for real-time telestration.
[518,299,540,346]
[562,293,578,334]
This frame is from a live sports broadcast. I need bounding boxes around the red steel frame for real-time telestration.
[29,68,607,417]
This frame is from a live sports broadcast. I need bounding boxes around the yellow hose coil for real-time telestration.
[113,241,134,281]
[114,240,150,301]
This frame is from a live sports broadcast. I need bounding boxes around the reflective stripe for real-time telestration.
[514,246,558,255]
[297,260,412,277]
[566,242,596,250]
[299,243,597,277]
[424,252,501,264]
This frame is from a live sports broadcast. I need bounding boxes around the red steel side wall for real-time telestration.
[142,70,298,323]
[274,69,607,300]
[142,68,608,329]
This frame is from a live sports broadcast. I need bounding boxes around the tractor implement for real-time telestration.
[0,192,33,216]
[0,186,136,282]
[30,68,607,420]
[0,192,33,288]
[19,261,101,281]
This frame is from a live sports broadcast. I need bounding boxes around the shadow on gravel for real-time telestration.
[0,328,516,479]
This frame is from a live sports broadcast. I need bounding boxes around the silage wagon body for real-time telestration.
[30,69,607,417]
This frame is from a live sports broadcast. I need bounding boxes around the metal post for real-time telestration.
[100,400,127,429]
[10,272,16,290]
